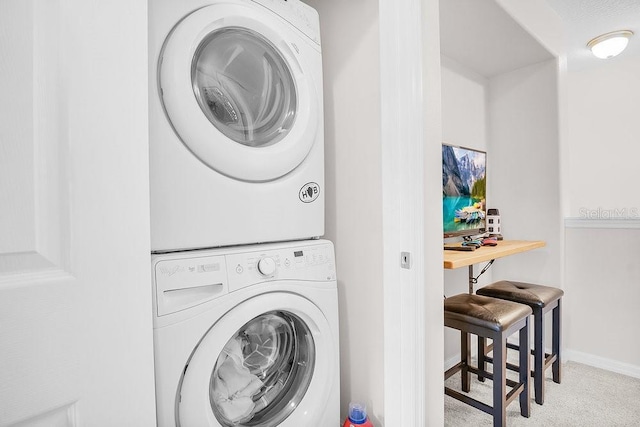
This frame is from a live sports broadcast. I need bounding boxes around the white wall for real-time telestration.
[494,0,638,382]
[565,56,640,218]
[562,55,640,377]
[564,227,640,377]
[304,0,386,422]
[487,60,563,290]
[441,57,488,149]
[440,57,494,364]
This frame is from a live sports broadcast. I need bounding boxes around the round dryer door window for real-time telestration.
[160,3,319,182]
[192,27,297,149]
[177,293,336,426]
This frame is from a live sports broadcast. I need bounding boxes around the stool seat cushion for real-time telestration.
[477,280,564,309]
[444,293,532,333]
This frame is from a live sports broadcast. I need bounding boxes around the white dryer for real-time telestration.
[149,0,325,252]
[152,240,340,426]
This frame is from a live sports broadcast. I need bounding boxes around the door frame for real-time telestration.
[379,0,444,425]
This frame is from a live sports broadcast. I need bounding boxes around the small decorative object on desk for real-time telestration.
[486,208,503,240]
[343,402,374,427]
[482,237,498,246]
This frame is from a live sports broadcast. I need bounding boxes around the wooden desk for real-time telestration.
[444,240,545,293]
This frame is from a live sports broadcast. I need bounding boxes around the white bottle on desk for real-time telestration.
[486,208,503,240]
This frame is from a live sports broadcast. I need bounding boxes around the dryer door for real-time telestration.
[177,292,335,426]
[159,3,319,182]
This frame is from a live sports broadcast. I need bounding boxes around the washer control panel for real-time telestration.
[257,257,277,276]
[226,241,336,292]
[152,240,336,317]
[154,255,228,316]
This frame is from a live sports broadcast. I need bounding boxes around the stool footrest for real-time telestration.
[484,352,558,377]
[445,362,464,380]
[445,378,525,416]
[505,383,526,408]
[506,341,519,351]
[447,362,520,389]
[545,353,558,370]
[445,387,492,415]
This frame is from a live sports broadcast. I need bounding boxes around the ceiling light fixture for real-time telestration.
[587,30,634,59]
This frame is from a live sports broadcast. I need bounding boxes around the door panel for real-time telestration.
[0,1,155,425]
[0,0,69,285]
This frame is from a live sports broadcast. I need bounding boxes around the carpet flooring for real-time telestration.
[444,361,640,426]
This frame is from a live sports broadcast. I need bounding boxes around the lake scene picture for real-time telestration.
[442,144,486,235]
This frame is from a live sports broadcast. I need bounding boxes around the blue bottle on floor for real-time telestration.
[343,402,374,427]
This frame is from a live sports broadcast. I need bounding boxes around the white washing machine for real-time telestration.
[152,240,340,426]
[149,0,325,252]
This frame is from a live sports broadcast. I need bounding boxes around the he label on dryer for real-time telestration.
[299,182,320,203]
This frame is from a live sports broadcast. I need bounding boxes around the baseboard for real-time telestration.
[444,354,461,371]
[565,349,640,379]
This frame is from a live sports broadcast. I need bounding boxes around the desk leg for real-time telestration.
[467,265,477,384]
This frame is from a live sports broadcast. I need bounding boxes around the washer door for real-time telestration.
[177,293,335,426]
[160,3,318,182]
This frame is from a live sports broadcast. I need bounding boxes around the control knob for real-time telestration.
[257,257,276,276]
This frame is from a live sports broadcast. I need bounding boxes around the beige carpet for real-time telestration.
[445,361,640,426]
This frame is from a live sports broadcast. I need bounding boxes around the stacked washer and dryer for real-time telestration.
[148,0,339,426]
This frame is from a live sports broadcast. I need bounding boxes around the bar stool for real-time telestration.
[476,280,563,405]
[444,293,532,427]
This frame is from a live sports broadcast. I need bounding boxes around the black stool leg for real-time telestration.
[533,307,544,405]
[552,299,562,384]
[492,333,506,427]
[478,336,486,382]
[519,317,531,417]
[461,331,470,392]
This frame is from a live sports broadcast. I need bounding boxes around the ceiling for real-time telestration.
[439,0,640,76]
[439,0,553,77]
[544,0,640,70]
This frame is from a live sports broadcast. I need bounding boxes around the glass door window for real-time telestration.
[159,4,320,181]
[192,27,297,148]
[209,311,315,426]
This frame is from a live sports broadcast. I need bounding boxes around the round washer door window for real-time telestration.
[177,293,336,427]
[192,27,297,148]
[210,311,314,426]
[160,4,319,182]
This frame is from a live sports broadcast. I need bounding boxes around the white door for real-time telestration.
[0,1,155,426]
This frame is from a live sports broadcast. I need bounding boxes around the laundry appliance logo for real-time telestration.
[299,182,320,203]
[159,265,182,277]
